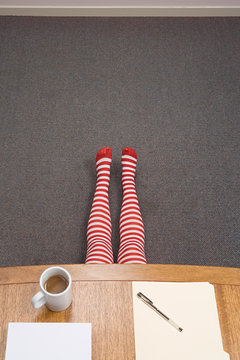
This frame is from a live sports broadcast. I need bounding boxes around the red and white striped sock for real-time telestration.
[85,147,114,264]
[117,148,147,264]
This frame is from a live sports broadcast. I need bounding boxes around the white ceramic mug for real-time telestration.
[31,266,72,312]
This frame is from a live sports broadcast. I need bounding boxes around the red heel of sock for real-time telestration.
[122,147,137,160]
[96,147,112,162]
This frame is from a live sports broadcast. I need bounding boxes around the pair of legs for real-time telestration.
[85,147,147,264]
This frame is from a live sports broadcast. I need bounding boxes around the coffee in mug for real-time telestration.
[44,275,69,294]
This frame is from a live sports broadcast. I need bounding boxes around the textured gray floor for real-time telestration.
[0,16,239,267]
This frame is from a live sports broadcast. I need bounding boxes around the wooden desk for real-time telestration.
[0,264,240,360]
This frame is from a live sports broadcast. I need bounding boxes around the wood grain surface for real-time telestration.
[0,281,135,360]
[1,264,240,359]
[215,284,240,360]
[1,264,240,285]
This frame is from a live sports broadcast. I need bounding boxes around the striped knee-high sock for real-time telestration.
[117,148,147,264]
[85,147,114,264]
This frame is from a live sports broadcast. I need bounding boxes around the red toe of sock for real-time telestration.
[122,147,137,160]
[96,147,112,162]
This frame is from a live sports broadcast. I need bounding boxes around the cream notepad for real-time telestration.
[132,282,229,360]
[5,323,91,360]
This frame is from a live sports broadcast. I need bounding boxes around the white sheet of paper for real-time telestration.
[132,282,230,360]
[5,322,91,360]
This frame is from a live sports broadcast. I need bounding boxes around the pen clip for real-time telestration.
[137,292,153,304]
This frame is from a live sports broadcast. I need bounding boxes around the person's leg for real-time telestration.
[117,148,147,264]
[85,147,114,264]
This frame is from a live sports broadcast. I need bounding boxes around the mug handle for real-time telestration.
[31,290,46,309]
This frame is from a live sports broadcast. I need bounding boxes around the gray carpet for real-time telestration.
[0,16,239,267]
